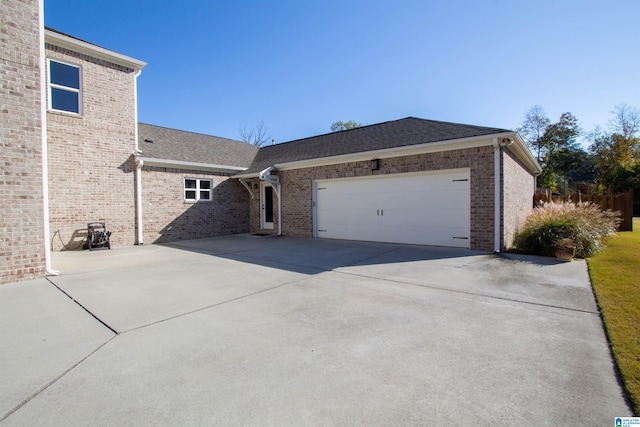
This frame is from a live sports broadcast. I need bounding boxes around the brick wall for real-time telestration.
[248,181,262,233]
[249,145,497,251]
[502,148,535,249]
[0,0,47,283]
[46,44,138,251]
[141,167,250,243]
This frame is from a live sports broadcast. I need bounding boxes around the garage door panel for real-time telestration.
[380,225,469,247]
[318,223,385,242]
[383,193,468,212]
[383,184,468,201]
[317,192,379,210]
[319,213,381,228]
[320,224,469,247]
[387,207,468,225]
[315,170,470,248]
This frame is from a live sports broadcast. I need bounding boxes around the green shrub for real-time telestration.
[514,201,621,258]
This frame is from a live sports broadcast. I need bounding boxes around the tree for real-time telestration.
[536,112,583,193]
[590,104,640,193]
[517,105,551,163]
[552,145,594,194]
[239,121,271,146]
[565,153,597,193]
[330,120,362,132]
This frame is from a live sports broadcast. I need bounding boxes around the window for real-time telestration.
[184,178,212,202]
[48,60,81,114]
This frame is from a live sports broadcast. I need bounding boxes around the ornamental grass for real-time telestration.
[514,201,621,258]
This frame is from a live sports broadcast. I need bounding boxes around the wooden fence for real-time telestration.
[533,190,634,232]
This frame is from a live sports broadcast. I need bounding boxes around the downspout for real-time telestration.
[39,0,59,276]
[133,69,143,245]
[493,138,501,253]
[259,166,282,236]
[135,159,144,244]
[134,70,142,152]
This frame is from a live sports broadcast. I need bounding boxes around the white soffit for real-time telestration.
[136,157,246,173]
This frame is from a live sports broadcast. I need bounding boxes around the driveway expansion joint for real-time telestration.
[334,269,601,316]
[46,277,119,335]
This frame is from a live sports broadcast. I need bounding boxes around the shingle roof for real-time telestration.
[45,27,102,48]
[138,123,258,168]
[240,117,511,175]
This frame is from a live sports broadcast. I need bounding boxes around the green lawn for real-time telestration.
[587,217,640,415]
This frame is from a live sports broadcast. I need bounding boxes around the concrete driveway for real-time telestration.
[0,235,631,425]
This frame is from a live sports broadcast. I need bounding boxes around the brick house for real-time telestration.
[235,118,542,252]
[1,0,540,284]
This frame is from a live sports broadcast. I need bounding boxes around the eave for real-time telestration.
[237,131,542,179]
[136,156,247,173]
[45,29,147,71]
[502,132,543,175]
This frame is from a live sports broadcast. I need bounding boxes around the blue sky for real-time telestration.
[45,0,639,145]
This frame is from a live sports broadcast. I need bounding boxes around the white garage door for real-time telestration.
[314,169,470,248]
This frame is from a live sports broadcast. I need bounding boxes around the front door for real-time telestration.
[260,183,274,230]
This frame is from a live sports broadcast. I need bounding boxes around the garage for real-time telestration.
[313,169,470,248]
[237,117,541,251]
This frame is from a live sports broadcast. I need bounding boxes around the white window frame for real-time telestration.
[184,178,213,202]
[47,59,82,115]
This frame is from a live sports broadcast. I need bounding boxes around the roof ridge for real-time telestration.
[259,117,409,150]
[259,117,510,151]
[402,116,511,131]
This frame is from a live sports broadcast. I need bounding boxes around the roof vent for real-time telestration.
[144,138,154,143]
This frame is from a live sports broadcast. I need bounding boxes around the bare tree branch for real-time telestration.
[608,103,640,139]
[239,121,271,146]
[516,105,551,163]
